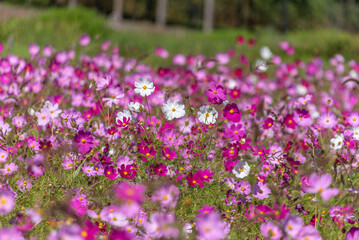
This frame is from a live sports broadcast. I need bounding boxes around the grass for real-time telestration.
[1,6,359,65]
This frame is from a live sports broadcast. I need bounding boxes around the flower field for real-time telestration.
[1,32,359,240]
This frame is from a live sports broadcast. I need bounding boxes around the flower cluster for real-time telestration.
[1,34,359,239]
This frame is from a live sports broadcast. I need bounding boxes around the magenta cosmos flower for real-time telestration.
[303,173,338,201]
[74,130,94,154]
[346,227,359,240]
[196,205,215,218]
[223,103,241,122]
[205,82,227,105]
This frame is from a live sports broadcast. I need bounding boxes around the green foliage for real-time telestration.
[2,6,359,63]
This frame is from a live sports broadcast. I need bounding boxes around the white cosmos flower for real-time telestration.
[255,59,268,72]
[162,99,185,120]
[233,161,250,179]
[128,102,143,113]
[260,46,272,60]
[197,105,218,125]
[108,212,128,227]
[330,133,344,150]
[352,127,359,140]
[116,110,132,127]
[134,77,155,97]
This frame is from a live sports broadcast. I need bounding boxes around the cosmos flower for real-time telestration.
[233,161,250,179]
[347,111,359,127]
[128,101,144,113]
[253,181,271,199]
[115,110,132,128]
[302,173,338,201]
[260,221,282,240]
[143,213,179,239]
[196,205,215,218]
[162,99,185,120]
[103,93,125,107]
[152,185,179,209]
[205,82,227,105]
[73,130,94,154]
[196,212,229,240]
[330,134,344,150]
[79,34,91,46]
[317,112,337,129]
[35,108,51,126]
[0,190,15,215]
[197,105,218,125]
[282,214,304,238]
[0,227,24,240]
[134,77,155,97]
[223,103,241,122]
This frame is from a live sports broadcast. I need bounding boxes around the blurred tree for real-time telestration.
[156,0,167,27]
[203,0,215,32]
[68,0,77,8]
[111,0,124,23]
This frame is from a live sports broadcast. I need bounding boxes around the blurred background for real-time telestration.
[1,0,359,62]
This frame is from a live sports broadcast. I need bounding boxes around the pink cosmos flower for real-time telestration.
[0,149,8,162]
[103,93,125,107]
[196,212,229,240]
[35,109,51,126]
[0,227,24,239]
[317,112,337,129]
[260,221,282,240]
[152,185,179,209]
[155,47,169,59]
[114,182,146,204]
[82,164,96,177]
[95,75,111,91]
[143,213,179,239]
[282,214,304,238]
[28,43,40,56]
[1,163,18,175]
[79,34,91,46]
[0,190,15,215]
[173,54,186,65]
[252,181,271,199]
[302,173,338,201]
[347,111,359,127]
